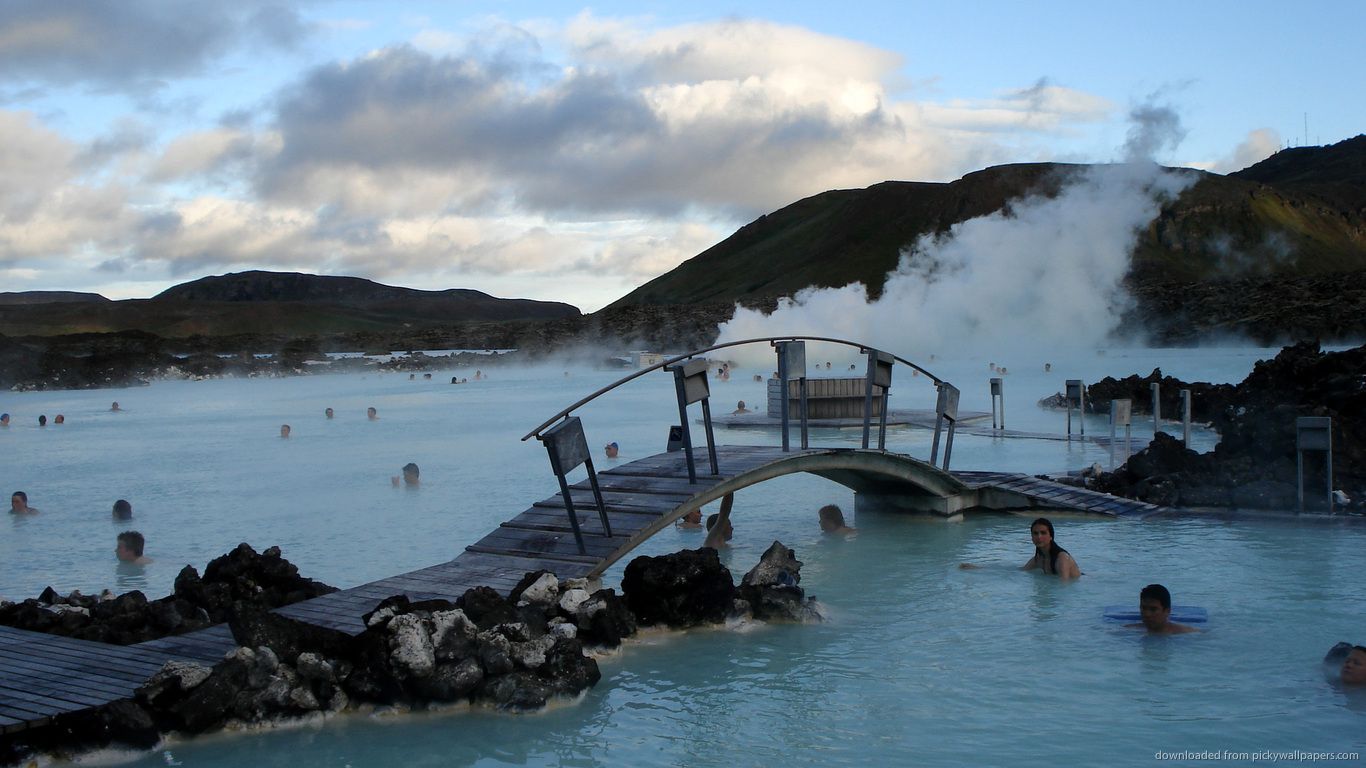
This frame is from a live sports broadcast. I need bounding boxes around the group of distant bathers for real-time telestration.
[10,490,152,565]
[672,495,859,550]
[283,406,381,438]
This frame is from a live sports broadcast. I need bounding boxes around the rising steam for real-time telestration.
[715,161,1194,362]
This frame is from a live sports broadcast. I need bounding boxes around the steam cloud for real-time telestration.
[715,162,1194,362]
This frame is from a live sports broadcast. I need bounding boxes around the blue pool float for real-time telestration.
[1103,605,1208,623]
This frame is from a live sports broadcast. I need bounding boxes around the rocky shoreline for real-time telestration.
[1059,341,1366,511]
[0,542,821,765]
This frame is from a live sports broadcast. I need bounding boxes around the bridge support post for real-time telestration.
[862,348,894,450]
[1109,399,1132,471]
[774,341,808,451]
[1065,379,1086,439]
[1181,389,1192,445]
[667,359,719,482]
[929,382,960,470]
[537,416,612,555]
[990,377,1004,430]
[1151,382,1161,436]
[1296,416,1333,513]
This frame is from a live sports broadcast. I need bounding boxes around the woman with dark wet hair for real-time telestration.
[1022,517,1080,579]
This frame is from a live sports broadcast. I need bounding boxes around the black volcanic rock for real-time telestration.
[1080,342,1366,509]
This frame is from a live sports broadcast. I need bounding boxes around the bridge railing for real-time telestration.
[522,337,960,552]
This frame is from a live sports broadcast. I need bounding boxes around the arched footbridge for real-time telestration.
[0,337,1164,734]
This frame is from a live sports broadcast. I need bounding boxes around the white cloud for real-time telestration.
[0,12,1130,309]
[1210,128,1281,175]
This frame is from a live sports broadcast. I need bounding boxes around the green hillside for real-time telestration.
[608,137,1366,324]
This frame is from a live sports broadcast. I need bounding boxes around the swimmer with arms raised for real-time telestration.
[1126,584,1198,634]
[702,494,735,549]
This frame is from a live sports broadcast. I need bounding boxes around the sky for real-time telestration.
[0,1,1361,313]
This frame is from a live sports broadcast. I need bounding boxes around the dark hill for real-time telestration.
[0,271,579,338]
[0,291,108,306]
[607,136,1366,343]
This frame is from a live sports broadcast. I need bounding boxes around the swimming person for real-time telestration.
[604,442,619,459]
[1341,646,1366,685]
[38,414,47,427]
[676,509,703,529]
[112,499,133,520]
[111,401,120,411]
[115,531,153,565]
[367,407,378,420]
[1126,584,1198,634]
[325,407,334,419]
[1022,518,1080,578]
[732,400,751,415]
[702,493,735,549]
[280,424,291,438]
[10,491,38,514]
[54,414,64,424]
[961,517,1080,577]
[402,462,420,486]
[0,413,8,426]
[818,504,858,535]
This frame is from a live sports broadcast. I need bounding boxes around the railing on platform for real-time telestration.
[522,336,959,552]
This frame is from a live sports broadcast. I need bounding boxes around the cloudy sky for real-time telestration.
[1,1,1361,312]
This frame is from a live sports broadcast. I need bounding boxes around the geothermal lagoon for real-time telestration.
[3,344,1364,766]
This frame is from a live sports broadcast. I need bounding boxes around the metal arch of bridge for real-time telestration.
[523,336,962,555]
[471,444,972,579]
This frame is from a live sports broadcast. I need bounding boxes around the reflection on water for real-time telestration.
[115,559,150,592]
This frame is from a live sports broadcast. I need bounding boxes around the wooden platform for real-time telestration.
[0,444,1162,737]
[0,625,235,734]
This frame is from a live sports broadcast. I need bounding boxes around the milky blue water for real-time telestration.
[3,345,1364,766]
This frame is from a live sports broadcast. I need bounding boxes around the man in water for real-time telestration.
[818,504,858,535]
[113,499,133,520]
[116,531,153,565]
[111,401,120,411]
[367,406,378,420]
[732,400,750,415]
[398,462,420,487]
[280,424,291,438]
[0,413,8,426]
[604,442,619,459]
[676,509,703,529]
[702,494,735,549]
[1127,584,1198,634]
[1341,646,1366,685]
[10,491,38,514]
[325,407,334,419]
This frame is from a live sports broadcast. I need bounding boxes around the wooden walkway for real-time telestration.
[0,444,1161,737]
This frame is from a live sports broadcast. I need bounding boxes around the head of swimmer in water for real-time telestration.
[706,512,732,541]
[280,424,291,438]
[1030,518,1067,569]
[325,407,334,419]
[402,462,420,486]
[11,491,27,512]
[116,530,145,561]
[1343,646,1366,685]
[1138,584,1173,631]
[818,504,847,532]
[112,499,133,520]
[367,407,378,420]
